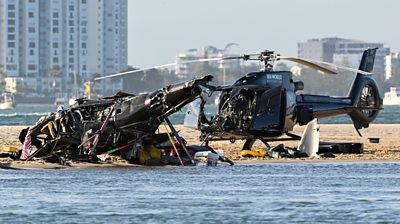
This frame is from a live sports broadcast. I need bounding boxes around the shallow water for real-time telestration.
[1,162,400,223]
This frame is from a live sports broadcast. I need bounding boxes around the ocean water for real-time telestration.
[1,162,400,223]
[1,104,399,126]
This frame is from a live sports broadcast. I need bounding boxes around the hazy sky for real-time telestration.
[128,0,400,67]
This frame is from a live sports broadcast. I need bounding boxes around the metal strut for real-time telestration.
[164,117,195,164]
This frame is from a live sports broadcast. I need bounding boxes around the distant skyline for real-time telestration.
[128,0,400,68]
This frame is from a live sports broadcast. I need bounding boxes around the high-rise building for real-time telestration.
[0,0,127,94]
[87,0,128,93]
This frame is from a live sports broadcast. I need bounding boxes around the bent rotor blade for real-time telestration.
[278,56,373,75]
[94,63,177,80]
[277,56,337,75]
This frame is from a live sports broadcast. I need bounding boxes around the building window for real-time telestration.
[28,27,35,33]
[70,28,74,33]
[29,49,34,55]
[52,27,59,33]
[8,34,15,40]
[29,0,35,3]
[81,43,87,48]
[69,43,74,48]
[53,57,59,63]
[69,50,74,56]
[29,42,35,48]
[28,12,34,18]
[7,42,15,48]
[69,5,74,11]
[82,65,87,71]
[8,27,15,33]
[8,12,15,18]
[52,42,59,48]
[8,20,15,25]
[53,20,59,26]
[53,12,59,18]
[28,64,37,71]
[8,4,15,10]
[69,58,74,63]
[7,65,17,70]
[69,20,74,26]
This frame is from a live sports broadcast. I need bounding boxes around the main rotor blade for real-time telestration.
[306,59,374,75]
[94,62,176,80]
[277,56,337,75]
[94,57,233,80]
[278,56,373,75]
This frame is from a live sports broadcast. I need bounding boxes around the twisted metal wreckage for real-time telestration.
[14,49,382,166]
[17,75,233,166]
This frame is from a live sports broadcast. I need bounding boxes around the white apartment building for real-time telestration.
[175,45,241,79]
[0,0,127,94]
[385,52,400,80]
[87,0,127,93]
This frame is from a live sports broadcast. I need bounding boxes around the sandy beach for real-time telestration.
[1,124,399,168]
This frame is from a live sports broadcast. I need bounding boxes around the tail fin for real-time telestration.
[358,48,377,72]
[348,48,382,134]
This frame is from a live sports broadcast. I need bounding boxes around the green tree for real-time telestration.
[0,69,5,91]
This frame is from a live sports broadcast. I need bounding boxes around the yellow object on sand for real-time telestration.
[3,146,19,152]
[138,145,162,164]
[241,149,267,158]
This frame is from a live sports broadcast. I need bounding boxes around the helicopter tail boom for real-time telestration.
[297,49,382,131]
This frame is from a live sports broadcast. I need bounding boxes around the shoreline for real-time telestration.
[1,124,400,169]
[2,159,400,170]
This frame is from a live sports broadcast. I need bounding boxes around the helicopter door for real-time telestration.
[184,98,201,129]
[251,86,282,131]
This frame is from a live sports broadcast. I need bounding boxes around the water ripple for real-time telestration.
[1,162,400,223]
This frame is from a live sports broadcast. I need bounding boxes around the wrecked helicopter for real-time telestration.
[18,75,233,166]
[16,48,382,164]
[183,48,382,156]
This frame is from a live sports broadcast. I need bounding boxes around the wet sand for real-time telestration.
[1,124,399,169]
